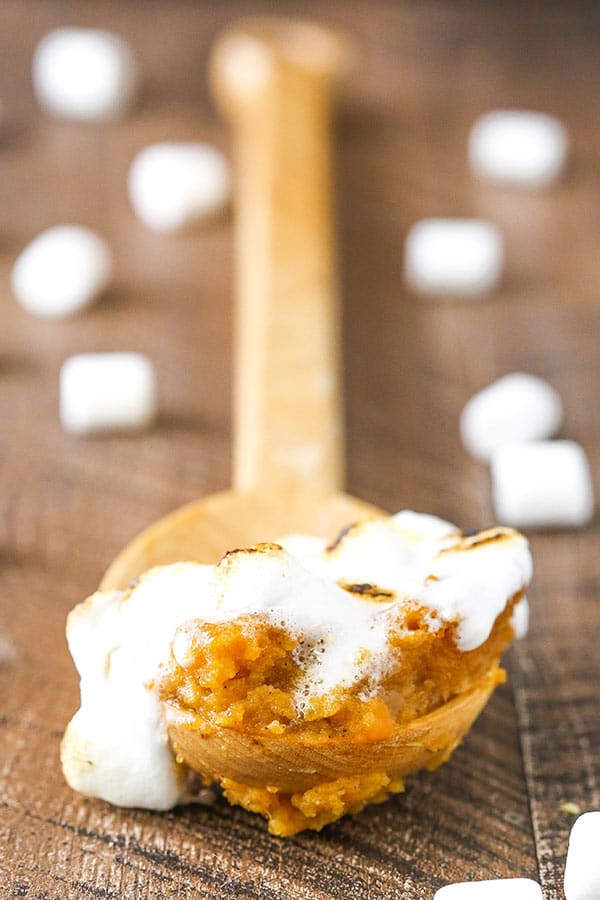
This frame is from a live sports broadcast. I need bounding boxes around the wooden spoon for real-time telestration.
[100,19,498,802]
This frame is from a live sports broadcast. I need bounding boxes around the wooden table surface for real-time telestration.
[1,2,599,898]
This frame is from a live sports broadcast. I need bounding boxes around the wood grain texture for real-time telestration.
[211,19,349,495]
[0,1,599,898]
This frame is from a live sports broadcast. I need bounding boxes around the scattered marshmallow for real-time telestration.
[564,812,600,900]
[469,110,569,187]
[491,441,595,529]
[434,880,543,900]
[60,353,157,435]
[404,218,504,298]
[33,28,138,122]
[460,373,564,462]
[128,143,231,232]
[12,225,112,319]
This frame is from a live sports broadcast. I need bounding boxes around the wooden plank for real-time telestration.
[0,0,598,897]
[511,531,600,899]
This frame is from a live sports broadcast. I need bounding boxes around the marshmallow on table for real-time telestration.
[469,110,569,187]
[434,879,543,900]
[12,225,112,318]
[128,143,231,233]
[33,28,138,122]
[404,219,504,299]
[60,353,157,435]
[460,373,564,461]
[564,812,600,900]
[491,440,595,529]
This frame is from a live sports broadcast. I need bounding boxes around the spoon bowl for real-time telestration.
[101,489,380,590]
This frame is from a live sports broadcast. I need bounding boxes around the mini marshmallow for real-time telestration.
[492,441,595,529]
[404,218,504,298]
[460,373,564,461]
[434,880,543,900]
[60,352,157,435]
[33,28,138,122]
[564,812,600,900]
[12,225,112,319]
[470,110,569,187]
[128,143,231,232]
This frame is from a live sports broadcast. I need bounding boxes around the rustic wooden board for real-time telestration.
[1,1,598,897]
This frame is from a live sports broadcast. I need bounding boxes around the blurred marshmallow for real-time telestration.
[60,353,157,435]
[405,219,504,298]
[470,110,569,187]
[12,225,112,318]
[491,441,595,529]
[564,812,600,900]
[33,28,138,122]
[128,143,231,232]
[435,881,542,900]
[460,373,563,461]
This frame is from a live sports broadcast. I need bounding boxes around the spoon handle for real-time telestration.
[211,20,351,496]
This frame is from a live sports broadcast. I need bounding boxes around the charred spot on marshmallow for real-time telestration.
[326,521,362,552]
[339,582,395,602]
[219,542,284,564]
[438,527,516,554]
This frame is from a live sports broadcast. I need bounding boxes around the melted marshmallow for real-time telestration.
[62,566,212,808]
[281,511,532,651]
[63,511,532,809]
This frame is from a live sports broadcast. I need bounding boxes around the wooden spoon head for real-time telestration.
[100,490,382,590]
[101,493,504,829]
[166,668,499,795]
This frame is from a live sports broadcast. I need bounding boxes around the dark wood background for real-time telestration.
[1,1,599,897]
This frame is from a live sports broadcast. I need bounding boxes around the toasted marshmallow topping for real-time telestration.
[63,511,532,809]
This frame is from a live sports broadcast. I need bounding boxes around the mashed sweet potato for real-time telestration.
[158,594,519,835]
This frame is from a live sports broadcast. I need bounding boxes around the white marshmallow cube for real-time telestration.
[128,143,231,233]
[470,110,569,187]
[33,28,138,122]
[435,880,543,900]
[564,812,600,900]
[404,219,504,298]
[460,373,564,461]
[492,441,595,529]
[12,225,112,319]
[60,353,157,435]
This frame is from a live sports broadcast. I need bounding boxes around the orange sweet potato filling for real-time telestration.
[158,595,520,835]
